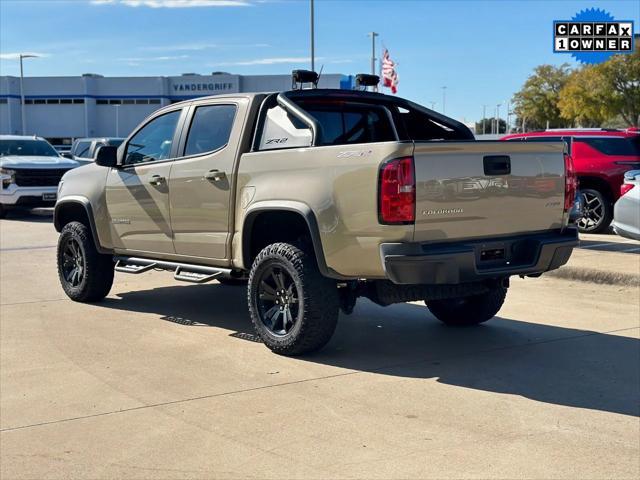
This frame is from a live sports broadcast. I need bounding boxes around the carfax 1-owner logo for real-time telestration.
[554,8,634,64]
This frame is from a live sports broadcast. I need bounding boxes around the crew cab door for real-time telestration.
[168,98,246,260]
[105,108,185,254]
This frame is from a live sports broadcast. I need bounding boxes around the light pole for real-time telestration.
[496,103,502,134]
[505,100,510,134]
[368,32,379,75]
[19,54,39,135]
[482,105,487,134]
[441,86,447,114]
[114,104,120,137]
[310,0,315,72]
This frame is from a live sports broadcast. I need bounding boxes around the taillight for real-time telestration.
[564,153,577,212]
[379,156,415,224]
[620,183,635,196]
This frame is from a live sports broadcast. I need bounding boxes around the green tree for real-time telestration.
[512,64,572,130]
[559,51,640,127]
[475,117,506,135]
[558,66,614,126]
[600,50,640,126]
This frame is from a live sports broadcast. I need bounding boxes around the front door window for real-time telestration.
[124,110,181,165]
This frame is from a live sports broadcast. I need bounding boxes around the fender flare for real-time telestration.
[54,196,112,254]
[242,200,345,279]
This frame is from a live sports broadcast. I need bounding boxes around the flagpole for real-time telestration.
[310,0,315,72]
[441,86,447,115]
[368,32,378,91]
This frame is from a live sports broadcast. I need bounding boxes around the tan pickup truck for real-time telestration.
[54,86,578,355]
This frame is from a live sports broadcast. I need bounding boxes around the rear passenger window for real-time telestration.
[524,136,563,142]
[577,137,640,156]
[524,136,571,155]
[300,102,396,146]
[184,104,236,156]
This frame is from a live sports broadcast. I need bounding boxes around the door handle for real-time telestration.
[149,175,166,186]
[204,169,226,182]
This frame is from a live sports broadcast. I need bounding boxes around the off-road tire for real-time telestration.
[248,242,339,356]
[57,221,114,302]
[217,276,248,286]
[426,285,507,326]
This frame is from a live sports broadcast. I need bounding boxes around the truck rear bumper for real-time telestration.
[380,228,578,285]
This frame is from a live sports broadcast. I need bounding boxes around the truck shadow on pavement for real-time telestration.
[99,283,640,418]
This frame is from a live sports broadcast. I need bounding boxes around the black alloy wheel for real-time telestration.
[256,265,300,336]
[61,237,86,288]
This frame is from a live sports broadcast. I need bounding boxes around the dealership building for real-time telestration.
[0,72,353,146]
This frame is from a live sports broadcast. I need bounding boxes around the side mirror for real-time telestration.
[95,145,118,168]
[60,152,74,159]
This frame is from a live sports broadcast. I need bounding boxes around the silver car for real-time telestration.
[613,170,640,241]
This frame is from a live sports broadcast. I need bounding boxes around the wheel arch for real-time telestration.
[241,201,342,279]
[54,197,111,254]
[577,175,614,203]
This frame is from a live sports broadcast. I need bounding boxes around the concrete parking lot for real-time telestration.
[1,211,639,479]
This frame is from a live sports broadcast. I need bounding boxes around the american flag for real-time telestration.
[381,48,398,94]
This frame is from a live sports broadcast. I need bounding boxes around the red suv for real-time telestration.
[502,129,640,233]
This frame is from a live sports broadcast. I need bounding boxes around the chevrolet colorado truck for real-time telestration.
[54,86,578,355]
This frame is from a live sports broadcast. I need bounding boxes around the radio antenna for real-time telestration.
[315,64,324,88]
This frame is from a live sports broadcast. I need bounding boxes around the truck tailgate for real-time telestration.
[413,141,566,242]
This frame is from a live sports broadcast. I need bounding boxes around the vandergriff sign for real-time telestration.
[169,75,239,95]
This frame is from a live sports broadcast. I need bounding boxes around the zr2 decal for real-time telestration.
[266,137,288,145]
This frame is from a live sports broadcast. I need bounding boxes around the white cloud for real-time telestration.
[212,56,356,67]
[92,0,251,7]
[118,54,190,62]
[215,56,313,66]
[139,42,269,52]
[0,52,48,60]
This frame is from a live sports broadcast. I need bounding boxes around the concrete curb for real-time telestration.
[546,267,640,287]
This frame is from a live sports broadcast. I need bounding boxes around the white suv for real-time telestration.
[0,135,81,218]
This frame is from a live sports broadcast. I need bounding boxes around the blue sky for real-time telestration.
[1,0,638,122]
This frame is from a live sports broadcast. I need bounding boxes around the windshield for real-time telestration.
[0,139,60,157]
